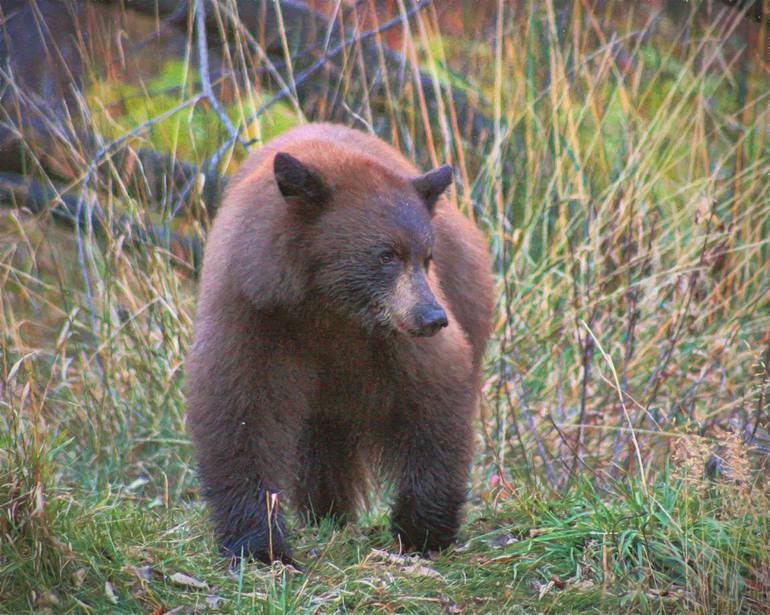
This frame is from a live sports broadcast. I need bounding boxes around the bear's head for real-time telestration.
[273,151,452,337]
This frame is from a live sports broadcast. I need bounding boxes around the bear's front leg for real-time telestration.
[198,458,294,565]
[187,333,315,566]
[389,403,474,553]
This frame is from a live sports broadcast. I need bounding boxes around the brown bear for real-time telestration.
[185,123,494,564]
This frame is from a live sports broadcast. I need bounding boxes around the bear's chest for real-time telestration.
[294,320,401,417]
[315,332,392,393]
[262,308,430,419]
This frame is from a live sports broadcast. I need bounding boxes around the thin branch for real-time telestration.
[640,219,714,414]
[243,0,434,146]
[496,226,557,486]
[508,371,558,487]
[547,411,612,487]
[194,0,248,150]
[582,321,649,497]
[72,94,204,334]
[609,215,658,475]
[749,339,770,443]
[0,172,201,269]
[87,94,204,176]
[566,197,598,486]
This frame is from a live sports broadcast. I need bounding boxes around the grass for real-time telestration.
[3,469,768,612]
[1,0,769,612]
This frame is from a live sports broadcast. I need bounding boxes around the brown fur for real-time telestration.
[185,123,495,563]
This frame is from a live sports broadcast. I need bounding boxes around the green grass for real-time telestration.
[3,471,768,613]
[2,0,769,612]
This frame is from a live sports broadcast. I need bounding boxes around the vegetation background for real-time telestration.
[1,0,769,612]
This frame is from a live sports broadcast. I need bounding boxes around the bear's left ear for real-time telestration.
[412,165,453,214]
[274,152,331,208]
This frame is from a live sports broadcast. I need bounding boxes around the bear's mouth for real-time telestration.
[408,326,443,338]
[391,314,414,335]
[391,314,443,338]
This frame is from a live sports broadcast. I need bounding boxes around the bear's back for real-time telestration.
[228,124,417,192]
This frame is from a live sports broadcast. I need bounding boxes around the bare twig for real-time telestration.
[110,147,227,218]
[85,95,205,180]
[547,411,612,486]
[495,226,556,486]
[640,219,714,415]
[243,0,434,146]
[566,198,598,485]
[609,215,657,475]
[508,371,558,487]
[194,0,248,150]
[571,320,596,478]
[673,323,740,425]
[609,220,715,472]
[582,321,649,497]
[71,94,204,333]
[749,340,770,442]
[0,173,201,269]
[619,194,640,396]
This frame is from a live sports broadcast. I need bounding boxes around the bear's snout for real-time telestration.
[412,303,449,337]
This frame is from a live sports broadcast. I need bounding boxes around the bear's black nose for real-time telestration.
[414,305,449,337]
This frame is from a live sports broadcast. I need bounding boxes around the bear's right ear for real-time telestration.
[273,152,331,208]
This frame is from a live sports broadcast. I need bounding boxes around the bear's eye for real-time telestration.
[379,250,397,265]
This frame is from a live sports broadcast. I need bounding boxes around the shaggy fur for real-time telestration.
[185,123,494,563]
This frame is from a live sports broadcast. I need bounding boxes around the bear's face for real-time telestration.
[274,153,453,337]
[311,195,446,337]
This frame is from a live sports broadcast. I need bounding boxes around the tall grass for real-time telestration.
[1,0,768,612]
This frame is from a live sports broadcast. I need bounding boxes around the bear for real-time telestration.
[185,123,495,564]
